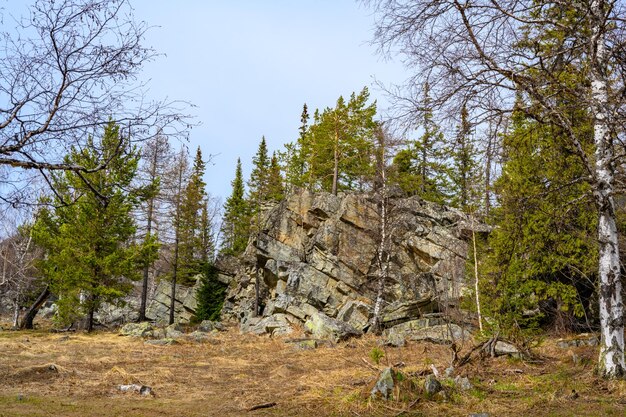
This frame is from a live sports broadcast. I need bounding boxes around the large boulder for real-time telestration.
[384,322,471,346]
[145,275,203,324]
[220,189,484,340]
[304,312,362,342]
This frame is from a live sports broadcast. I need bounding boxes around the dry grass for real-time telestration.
[0,323,625,417]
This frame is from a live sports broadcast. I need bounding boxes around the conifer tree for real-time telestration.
[390,84,450,204]
[220,159,249,255]
[449,104,483,212]
[248,137,270,208]
[137,132,172,321]
[481,103,596,333]
[266,152,284,202]
[284,104,310,189]
[194,264,226,322]
[284,87,377,194]
[32,122,153,332]
[178,147,207,283]
[165,147,189,325]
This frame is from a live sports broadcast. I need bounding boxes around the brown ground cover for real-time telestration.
[1,323,625,417]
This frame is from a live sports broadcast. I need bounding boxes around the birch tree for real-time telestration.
[365,0,626,378]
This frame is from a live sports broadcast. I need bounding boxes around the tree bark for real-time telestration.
[170,236,179,325]
[139,197,154,322]
[590,0,625,379]
[332,128,339,195]
[20,285,50,330]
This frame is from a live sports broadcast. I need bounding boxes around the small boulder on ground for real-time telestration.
[424,375,442,397]
[144,338,177,346]
[494,341,521,357]
[370,367,394,400]
[119,322,153,338]
[198,320,225,332]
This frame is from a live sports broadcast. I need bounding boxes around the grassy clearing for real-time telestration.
[0,324,625,417]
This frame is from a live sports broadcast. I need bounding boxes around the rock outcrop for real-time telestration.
[220,188,485,338]
[145,276,202,324]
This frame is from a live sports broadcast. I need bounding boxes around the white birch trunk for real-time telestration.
[590,0,625,379]
[370,133,389,333]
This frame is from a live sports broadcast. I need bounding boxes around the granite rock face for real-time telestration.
[145,276,202,324]
[220,189,485,339]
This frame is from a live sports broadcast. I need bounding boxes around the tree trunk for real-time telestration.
[139,198,154,322]
[591,0,625,378]
[332,129,339,195]
[370,129,389,334]
[12,296,20,329]
[87,303,95,333]
[20,285,50,330]
[170,237,179,325]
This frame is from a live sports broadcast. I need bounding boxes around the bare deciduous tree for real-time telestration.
[365,0,626,378]
[0,0,190,206]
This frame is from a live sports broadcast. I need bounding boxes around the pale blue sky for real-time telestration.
[132,1,406,201]
[3,1,407,202]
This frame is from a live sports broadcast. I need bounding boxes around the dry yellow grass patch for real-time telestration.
[0,325,625,416]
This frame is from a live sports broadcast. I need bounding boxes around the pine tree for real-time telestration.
[220,159,249,255]
[390,84,451,203]
[178,147,207,283]
[449,104,483,212]
[165,147,189,325]
[248,137,271,215]
[137,132,172,321]
[32,121,152,331]
[266,152,284,202]
[283,104,310,189]
[284,87,377,194]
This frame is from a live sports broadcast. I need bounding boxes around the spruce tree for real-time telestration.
[194,264,227,322]
[32,121,153,331]
[481,103,596,334]
[449,104,483,212]
[178,147,207,283]
[267,152,284,202]
[220,159,249,255]
[284,87,377,194]
[390,84,451,203]
[248,137,270,208]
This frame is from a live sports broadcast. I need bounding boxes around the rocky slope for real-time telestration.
[218,188,487,338]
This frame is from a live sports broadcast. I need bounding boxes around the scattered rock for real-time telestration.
[469,414,489,417]
[494,341,520,357]
[118,384,154,396]
[384,322,471,346]
[304,312,362,342]
[371,367,394,400]
[164,324,184,339]
[242,314,295,337]
[144,338,177,346]
[424,375,442,397]
[557,334,600,348]
[119,322,153,338]
[187,331,211,342]
[198,320,225,332]
[454,376,473,391]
